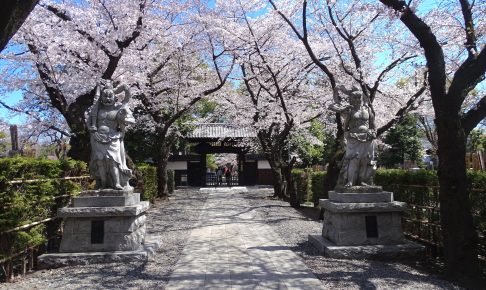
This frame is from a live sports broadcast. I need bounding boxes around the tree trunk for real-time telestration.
[156,141,171,199]
[0,0,39,52]
[65,91,96,162]
[436,117,482,288]
[67,132,90,162]
[269,165,285,199]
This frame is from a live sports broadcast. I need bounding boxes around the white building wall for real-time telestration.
[257,160,271,169]
[167,161,188,170]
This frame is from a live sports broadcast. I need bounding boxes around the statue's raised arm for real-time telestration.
[328,85,353,114]
[114,84,135,129]
[114,84,131,105]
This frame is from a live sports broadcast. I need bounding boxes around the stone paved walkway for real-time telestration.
[165,187,325,290]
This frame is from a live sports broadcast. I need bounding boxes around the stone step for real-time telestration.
[319,199,407,213]
[199,186,248,193]
[80,188,134,196]
[58,201,150,218]
[37,234,161,269]
[72,192,141,207]
[308,234,425,260]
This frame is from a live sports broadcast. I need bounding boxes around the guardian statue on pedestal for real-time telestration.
[329,84,376,187]
[86,81,135,190]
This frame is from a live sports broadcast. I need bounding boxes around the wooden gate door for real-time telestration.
[243,160,257,186]
[187,160,203,186]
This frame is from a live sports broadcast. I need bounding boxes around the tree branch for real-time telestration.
[98,0,118,32]
[370,54,417,101]
[448,45,486,106]
[27,43,68,114]
[0,100,70,137]
[43,4,114,57]
[377,82,427,136]
[418,115,438,151]
[462,94,486,134]
[459,0,478,58]
[302,112,323,124]
[134,91,162,123]
[325,29,359,82]
[326,2,365,88]
[115,0,146,49]
[379,0,447,109]
[268,0,336,88]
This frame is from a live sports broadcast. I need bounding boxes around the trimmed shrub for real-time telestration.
[374,169,486,232]
[138,164,157,202]
[291,168,316,204]
[466,170,486,232]
[291,169,306,204]
[311,171,327,205]
[0,157,87,261]
[167,169,175,194]
[375,169,439,206]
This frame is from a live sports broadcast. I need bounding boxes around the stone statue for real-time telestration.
[87,81,135,190]
[329,84,376,187]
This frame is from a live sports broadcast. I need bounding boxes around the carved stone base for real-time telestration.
[38,235,161,269]
[72,192,141,207]
[308,234,424,260]
[309,186,424,259]
[334,185,383,193]
[59,217,146,252]
[321,206,405,246]
[53,190,149,261]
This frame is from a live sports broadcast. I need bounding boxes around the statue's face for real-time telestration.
[101,90,116,106]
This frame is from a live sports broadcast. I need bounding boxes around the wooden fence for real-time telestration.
[205,172,239,186]
[0,176,91,282]
[387,184,486,276]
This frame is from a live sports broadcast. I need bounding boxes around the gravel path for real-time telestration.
[243,188,461,290]
[1,187,460,289]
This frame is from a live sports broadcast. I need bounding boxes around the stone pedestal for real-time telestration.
[39,188,160,268]
[309,186,424,259]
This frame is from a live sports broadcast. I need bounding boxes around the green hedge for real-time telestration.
[291,169,327,205]
[468,171,486,232]
[311,171,327,205]
[138,164,157,202]
[374,169,439,206]
[0,157,87,260]
[137,166,175,200]
[291,169,486,220]
[167,169,175,194]
[375,169,486,232]
[374,169,486,202]
[291,169,307,204]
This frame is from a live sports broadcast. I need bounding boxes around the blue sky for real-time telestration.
[0,90,24,124]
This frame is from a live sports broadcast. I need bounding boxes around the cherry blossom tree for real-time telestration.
[379,0,486,287]
[268,0,428,195]
[0,0,233,197]
[127,7,235,197]
[1,0,154,161]
[207,0,330,203]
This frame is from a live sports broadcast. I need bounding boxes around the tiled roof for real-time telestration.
[186,123,256,139]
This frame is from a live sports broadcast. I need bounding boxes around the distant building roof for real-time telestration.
[186,123,256,139]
